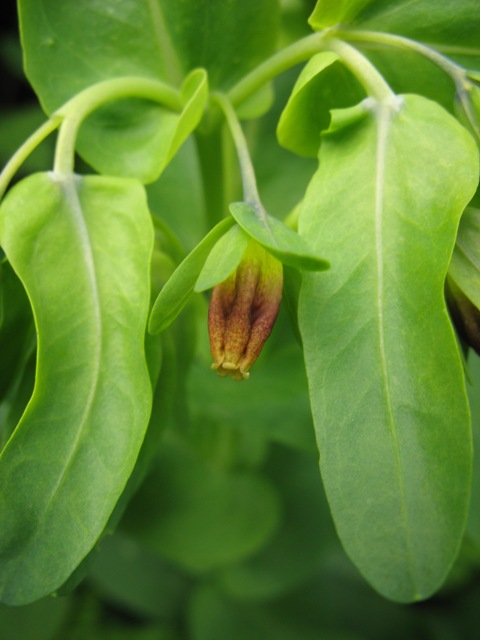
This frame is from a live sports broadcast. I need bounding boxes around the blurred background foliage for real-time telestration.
[1,0,480,638]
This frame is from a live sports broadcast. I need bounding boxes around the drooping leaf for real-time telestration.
[277,51,365,157]
[194,224,250,292]
[77,69,208,184]
[0,172,153,604]
[298,95,479,602]
[229,202,329,271]
[148,218,234,334]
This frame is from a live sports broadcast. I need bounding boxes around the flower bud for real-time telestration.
[208,241,283,380]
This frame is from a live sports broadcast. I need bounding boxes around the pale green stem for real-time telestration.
[211,92,266,217]
[335,30,467,88]
[324,38,396,103]
[227,31,329,107]
[53,76,181,175]
[0,116,61,202]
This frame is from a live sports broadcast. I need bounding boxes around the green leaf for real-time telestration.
[89,532,189,621]
[277,52,365,157]
[353,1,480,70]
[77,69,208,184]
[0,172,153,604]
[19,0,279,108]
[217,446,336,601]
[449,207,480,309]
[229,202,329,271]
[298,95,479,602]
[121,438,281,573]
[148,218,234,334]
[309,0,372,29]
[194,224,250,292]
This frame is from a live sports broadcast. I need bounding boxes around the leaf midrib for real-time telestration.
[13,175,103,567]
[374,105,417,592]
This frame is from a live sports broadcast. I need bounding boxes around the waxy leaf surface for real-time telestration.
[298,95,479,602]
[0,173,153,604]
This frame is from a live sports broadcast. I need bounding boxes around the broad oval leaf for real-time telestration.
[194,224,250,292]
[77,69,208,184]
[0,172,153,604]
[229,202,329,271]
[277,51,365,157]
[148,218,234,334]
[298,95,479,602]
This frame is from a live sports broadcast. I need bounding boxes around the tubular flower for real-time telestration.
[208,241,283,380]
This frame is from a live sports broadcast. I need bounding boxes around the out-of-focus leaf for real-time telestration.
[121,437,281,573]
[89,532,189,621]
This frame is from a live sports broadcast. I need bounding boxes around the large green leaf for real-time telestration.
[19,0,279,108]
[298,95,479,602]
[0,173,153,604]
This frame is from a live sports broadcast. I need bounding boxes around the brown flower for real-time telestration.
[208,241,283,380]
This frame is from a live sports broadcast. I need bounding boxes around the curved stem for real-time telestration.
[211,93,265,216]
[53,76,182,175]
[336,30,467,89]
[325,38,396,103]
[0,116,61,202]
[227,31,329,107]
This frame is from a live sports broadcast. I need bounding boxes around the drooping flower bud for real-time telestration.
[208,241,283,380]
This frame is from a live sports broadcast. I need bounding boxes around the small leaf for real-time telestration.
[309,0,372,29]
[0,172,153,604]
[77,69,208,184]
[148,218,234,334]
[277,52,365,157]
[229,202,329,271]
[194,224,250,292]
